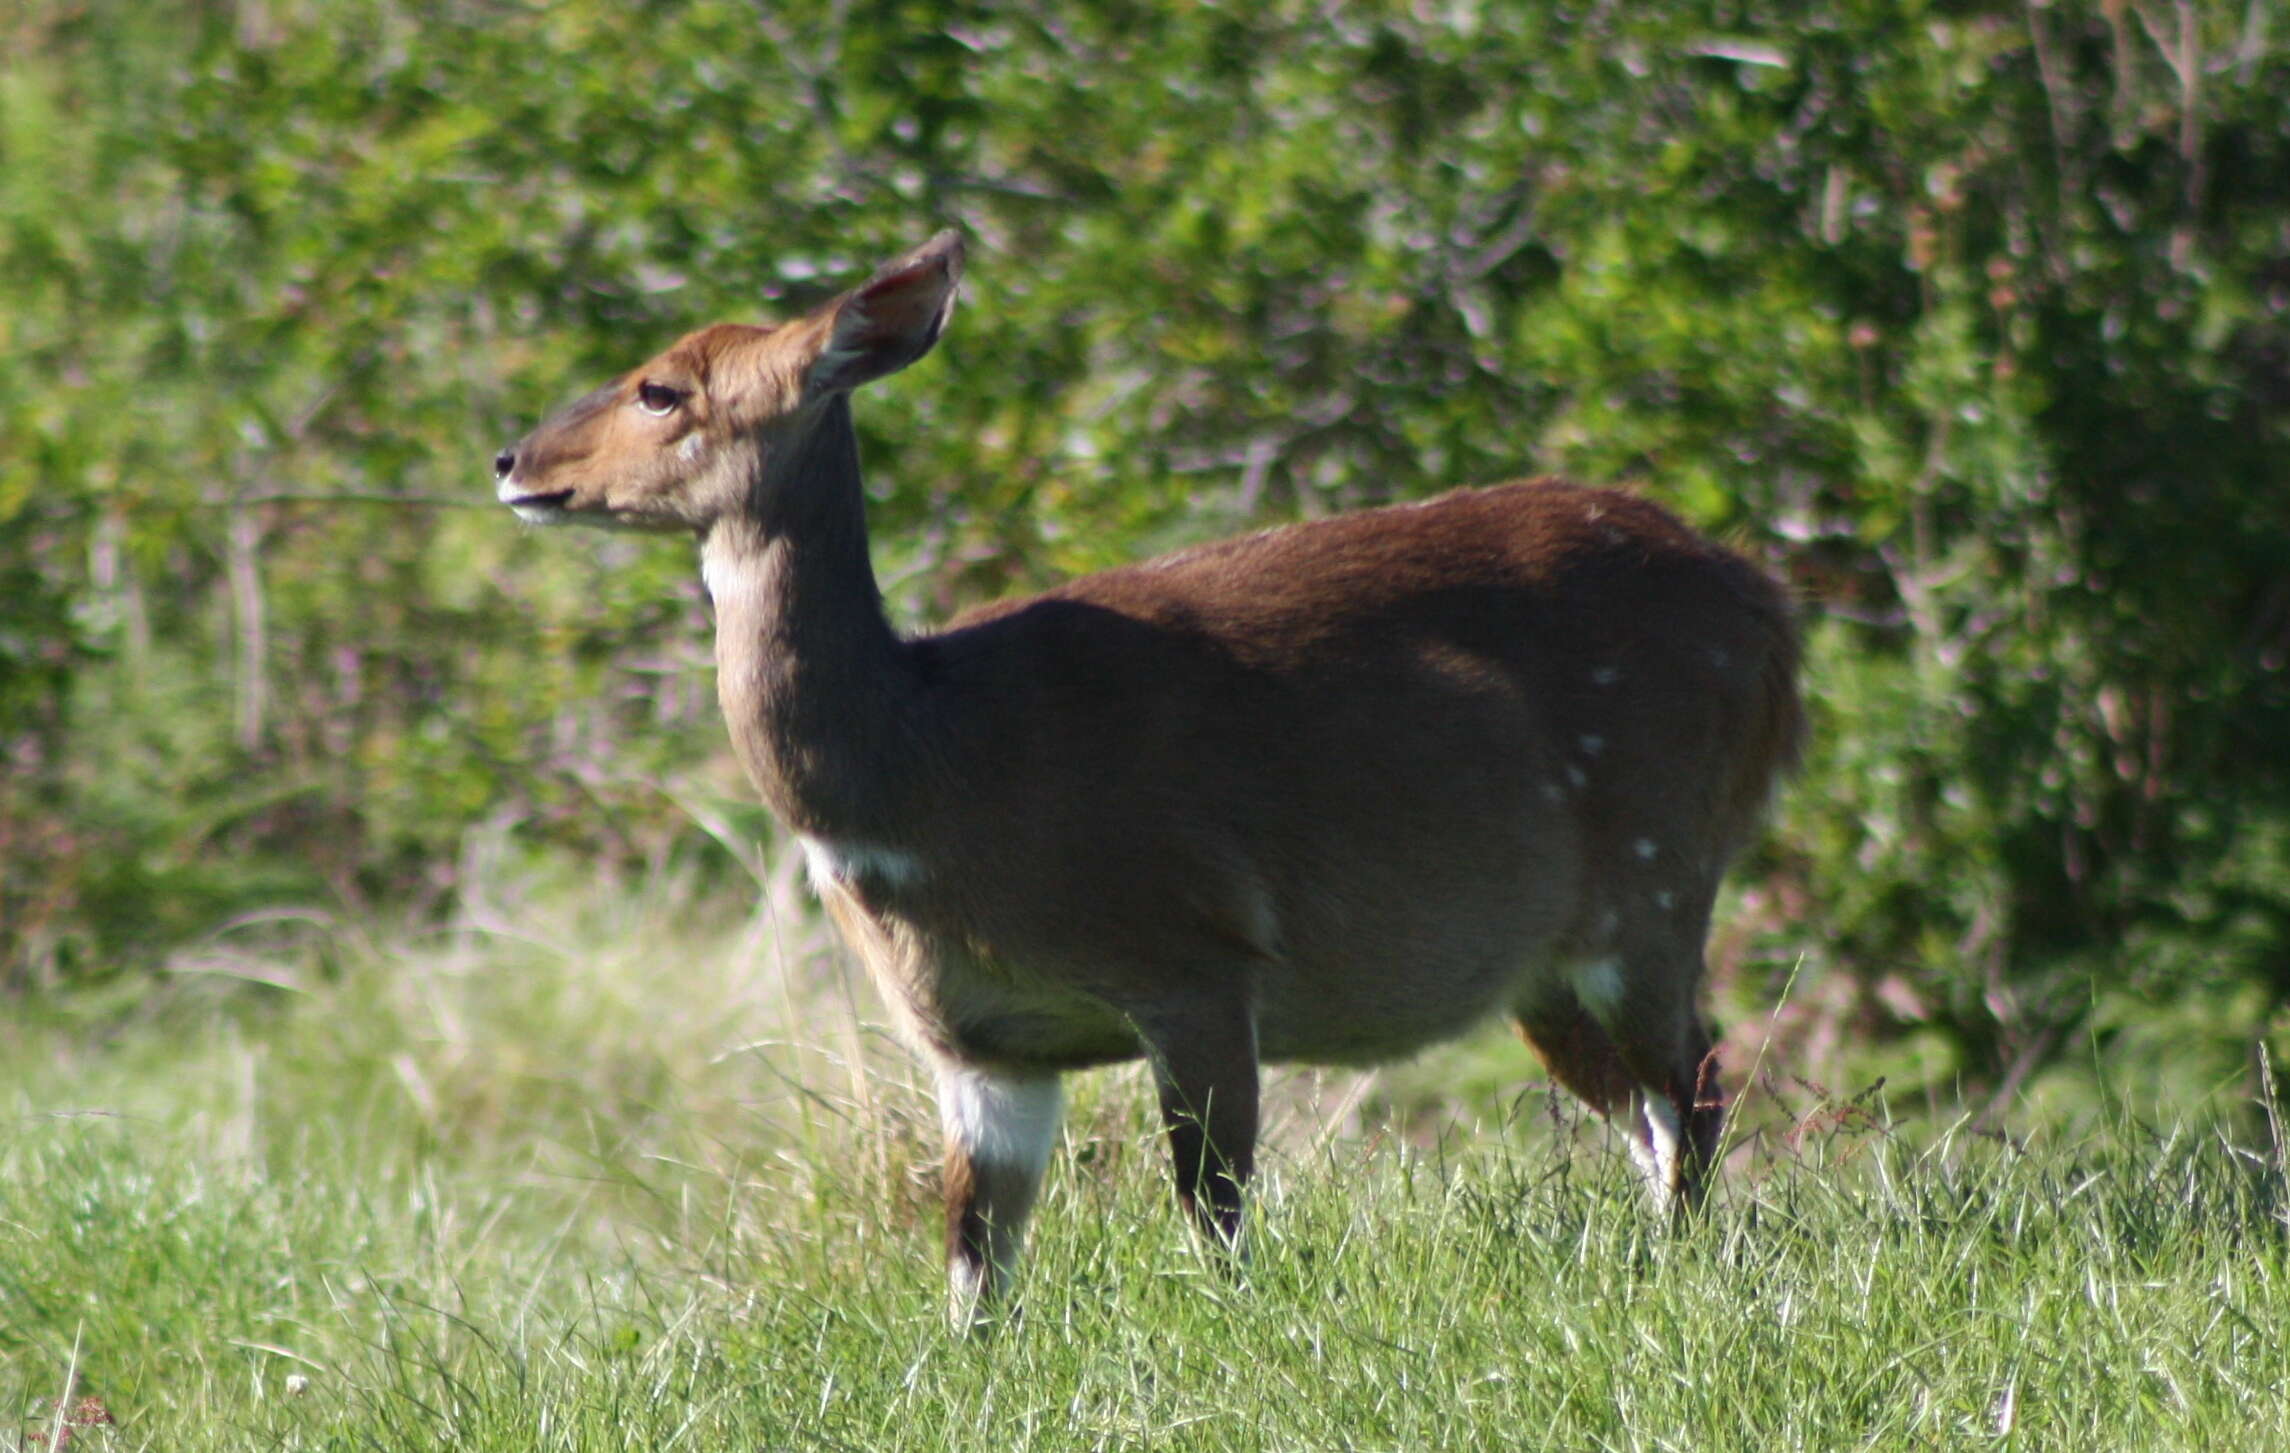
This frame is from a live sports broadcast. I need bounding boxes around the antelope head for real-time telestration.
[492,231,965,535]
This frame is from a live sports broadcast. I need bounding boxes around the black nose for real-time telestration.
[493,446,517,479]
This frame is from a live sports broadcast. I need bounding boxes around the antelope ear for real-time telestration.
[809,230,965,394]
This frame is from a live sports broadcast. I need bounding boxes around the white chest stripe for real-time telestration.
[797,833,925,891]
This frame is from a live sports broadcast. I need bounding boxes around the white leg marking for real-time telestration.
[950,1255,990,1327]
[939,1067,1065,1181]
[1622,1092,1664,1185]
[1640,1093,1684,1205]
[939,1067,1063,1321]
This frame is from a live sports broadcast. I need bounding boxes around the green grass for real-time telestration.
[6,870,2287,1450]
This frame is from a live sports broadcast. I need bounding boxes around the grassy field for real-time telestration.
[6,865,2287,1450]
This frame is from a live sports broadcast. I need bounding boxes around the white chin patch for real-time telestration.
[499,478,574,523]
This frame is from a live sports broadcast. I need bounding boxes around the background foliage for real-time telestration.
[4,0,2286,1109]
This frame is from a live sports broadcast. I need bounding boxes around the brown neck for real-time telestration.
[700,395,924,840]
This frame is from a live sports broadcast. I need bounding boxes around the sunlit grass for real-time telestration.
[5,867,2286,1450]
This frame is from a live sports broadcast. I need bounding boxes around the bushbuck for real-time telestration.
[494,231,1803,1324]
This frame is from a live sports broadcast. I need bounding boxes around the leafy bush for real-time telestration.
[4,0,2285,1106]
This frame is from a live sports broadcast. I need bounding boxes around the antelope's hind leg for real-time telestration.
[1591,941,1728,1214]
[1511,991,1652,1174]
[938,1064,1064,1328]
[1513,959,1725,1214]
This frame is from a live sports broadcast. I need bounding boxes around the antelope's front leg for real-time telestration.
[937,1063,1063,1328]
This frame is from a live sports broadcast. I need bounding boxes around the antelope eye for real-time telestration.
[634,381,683,416]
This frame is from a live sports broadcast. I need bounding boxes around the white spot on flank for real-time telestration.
[939,1067,1064,1177]
[798,833,925,891]
[1542,780,1566,802]
[1579,734,1605,756]
[1708,647,1731,669]
[1570,956,1626,1017]
[1655,890,1677,911]
[1567,764,1589,789]
[1634,838,1659,861]
[1591,666,1622,686]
